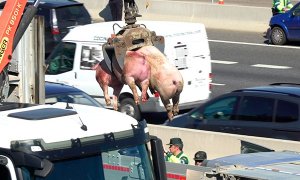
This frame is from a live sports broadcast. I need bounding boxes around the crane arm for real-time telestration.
[0,0,28,73]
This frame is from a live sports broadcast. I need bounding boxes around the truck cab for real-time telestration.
[0,102,166,180]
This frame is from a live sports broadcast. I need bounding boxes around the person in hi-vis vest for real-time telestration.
[165,138,189,164]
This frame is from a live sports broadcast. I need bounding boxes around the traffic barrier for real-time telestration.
[218,0,224,4]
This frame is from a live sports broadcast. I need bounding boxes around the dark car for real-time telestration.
[269,2,300,45]
[0,0,92,57]
[165,83,300,141]
[45,82,103,107]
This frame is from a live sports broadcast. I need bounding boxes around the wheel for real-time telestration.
[119,97,141,120]
[270,27,287,45]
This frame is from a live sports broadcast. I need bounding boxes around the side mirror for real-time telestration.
[149,136,167,180]
[13,152,54,178]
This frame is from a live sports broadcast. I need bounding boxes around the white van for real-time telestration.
[45,20,212,120]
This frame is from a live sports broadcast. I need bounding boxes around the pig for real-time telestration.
[129,45,184,120]
[122,50,151,104]
[94,60,124,111]
[94,51,151,111]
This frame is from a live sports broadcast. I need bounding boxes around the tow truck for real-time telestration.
[0,0,168,179]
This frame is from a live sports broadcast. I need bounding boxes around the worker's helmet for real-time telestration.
[194,151,207,161]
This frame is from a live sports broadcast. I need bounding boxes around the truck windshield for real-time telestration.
[21,144,153,180]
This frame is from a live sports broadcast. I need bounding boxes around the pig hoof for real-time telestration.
[167,112,174,120]
[142,98,148,102]
[105,100,111,106]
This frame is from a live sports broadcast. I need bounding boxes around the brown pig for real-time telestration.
[94,60,123,111]
[130,45,184,120]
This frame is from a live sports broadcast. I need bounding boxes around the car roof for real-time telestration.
[233,84,300,98]
[45,82,81,95]
[0,0,83,9]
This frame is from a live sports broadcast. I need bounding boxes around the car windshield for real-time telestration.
[56,5,91,27]
[45,92,103,107]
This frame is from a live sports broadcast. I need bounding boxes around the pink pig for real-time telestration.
[130,45,184,120]
[94,51,151,111]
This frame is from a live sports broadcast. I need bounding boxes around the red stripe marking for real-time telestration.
[103,164,130,172]
[167,173,186,180]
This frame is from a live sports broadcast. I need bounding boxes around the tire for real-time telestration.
[119,97,142,120]
[270,27,287,45]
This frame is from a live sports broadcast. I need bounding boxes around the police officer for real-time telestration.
[272,0,293,16]
[194,151,207,166]
[165,138,189,164]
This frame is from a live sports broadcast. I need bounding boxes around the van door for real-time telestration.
[73,43,110,98]
[45,42,105,97]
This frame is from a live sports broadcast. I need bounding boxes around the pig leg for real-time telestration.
[112,84,123,110]
[140,79,150,102]
[124,76,140,105]
[172,94,180,116]
[161,97,174,120]
[101,84,111,106]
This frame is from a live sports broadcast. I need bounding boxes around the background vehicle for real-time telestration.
[269,2,300,45]
[45,20,212,120]
[45,81,104,107]
[0,0,92,57]
[165,83,300,141]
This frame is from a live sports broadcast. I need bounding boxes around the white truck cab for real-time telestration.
[45,20,212,120]
[0,102,166,180]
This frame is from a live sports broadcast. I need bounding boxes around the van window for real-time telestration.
[201,96,238,120]
[237,96,274,122]
[275,100,298,122]
[46,43,76,74]
[80,45,103,70]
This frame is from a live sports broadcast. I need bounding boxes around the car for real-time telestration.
[165,83,300,141]
[269,2,300,45]
[0,0,92,57]
[45,81,104,107]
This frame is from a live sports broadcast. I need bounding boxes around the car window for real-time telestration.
[292,4,300,16]
[237,96,274,122]
[56,5,91,28]
[46,42,76,74]
[80,45,103,70]
[275,100,299,122]
[45,93,101,107]
[195,96,238,120]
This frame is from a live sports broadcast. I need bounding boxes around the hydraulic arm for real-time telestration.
[0,0,40,101]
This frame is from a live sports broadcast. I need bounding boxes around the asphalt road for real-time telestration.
[145,27,300,124]
[208,28,300,98]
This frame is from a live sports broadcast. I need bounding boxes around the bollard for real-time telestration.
[218,0,224,4]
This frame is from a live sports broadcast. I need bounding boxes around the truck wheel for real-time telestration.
[271,27,287,45]
[119,98,141,120]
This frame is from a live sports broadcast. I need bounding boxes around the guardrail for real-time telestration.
[148,124,300,162]
[78,0,272,32]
